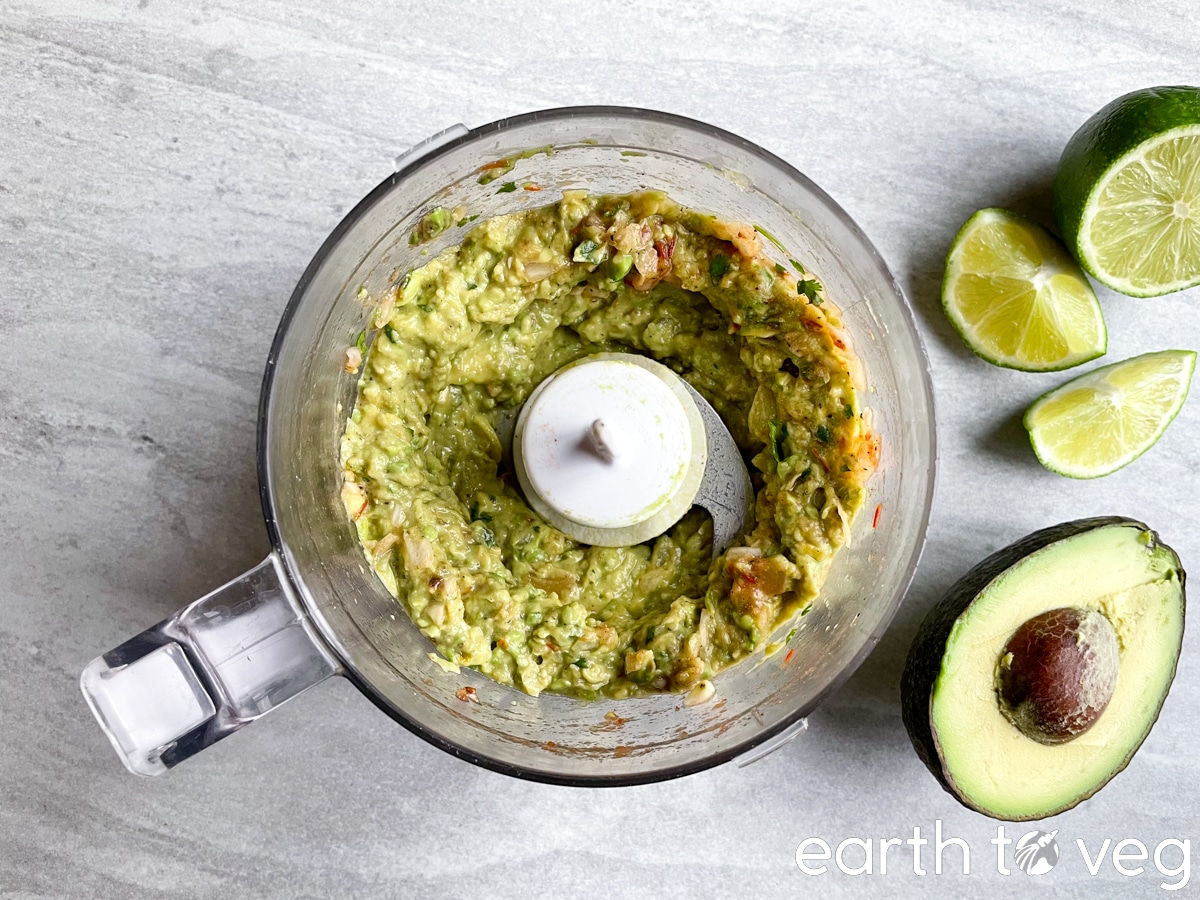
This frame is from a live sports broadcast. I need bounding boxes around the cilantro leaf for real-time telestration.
[768,419,788,462]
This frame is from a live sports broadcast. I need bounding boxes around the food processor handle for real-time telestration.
[80,554,340,776]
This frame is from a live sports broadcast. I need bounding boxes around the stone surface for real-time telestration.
[1,0,1198,897]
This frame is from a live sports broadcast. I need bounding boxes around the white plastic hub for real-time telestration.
[517,357,694,529]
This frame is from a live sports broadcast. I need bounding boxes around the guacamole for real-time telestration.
[340,191,877,699]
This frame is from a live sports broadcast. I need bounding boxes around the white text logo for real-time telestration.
[795,821,1189,890]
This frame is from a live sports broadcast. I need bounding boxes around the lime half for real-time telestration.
[1024,349,1196,478]
[943,208,1106,371]
[1054,86,1200,297]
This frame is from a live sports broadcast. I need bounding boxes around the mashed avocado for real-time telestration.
[340,191,877,699]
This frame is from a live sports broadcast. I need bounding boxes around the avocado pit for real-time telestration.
[996,606,1120,745]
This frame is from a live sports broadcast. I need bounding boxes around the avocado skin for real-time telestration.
[900,516,1185,820]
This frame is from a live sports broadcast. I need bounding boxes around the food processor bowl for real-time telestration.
[81,107,936,784]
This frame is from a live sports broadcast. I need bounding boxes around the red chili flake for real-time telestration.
[522,183,542,191]
[784,648,795,665]
[455,686,479,704]
[872,504,882,528]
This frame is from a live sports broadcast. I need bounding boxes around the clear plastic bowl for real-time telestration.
[84,107,936,783]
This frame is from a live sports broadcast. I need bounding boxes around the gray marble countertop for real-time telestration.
[3,1,1198,897]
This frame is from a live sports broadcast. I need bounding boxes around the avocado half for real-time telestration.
[901,517,1185,821]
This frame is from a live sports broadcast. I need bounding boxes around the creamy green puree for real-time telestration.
[340,191,877,699]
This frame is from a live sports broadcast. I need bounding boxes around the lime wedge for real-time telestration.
[1024,350,1196,478]
[942,208,1106,371]
[1054,86,1200,297]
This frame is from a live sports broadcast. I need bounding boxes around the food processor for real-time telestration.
[80,107,936,784]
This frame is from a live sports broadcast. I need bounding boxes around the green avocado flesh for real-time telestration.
[340,191,875,699]
[902,518,1185,821]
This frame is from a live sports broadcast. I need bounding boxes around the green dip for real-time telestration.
[340,191,877,699]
